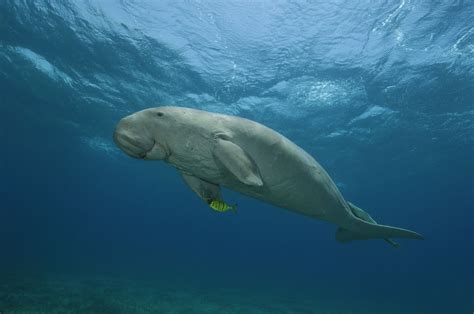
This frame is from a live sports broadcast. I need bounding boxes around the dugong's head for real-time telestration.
[113,107,171,160]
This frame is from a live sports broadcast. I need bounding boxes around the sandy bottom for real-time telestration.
[0,275,316,314]
[0,273,457,314]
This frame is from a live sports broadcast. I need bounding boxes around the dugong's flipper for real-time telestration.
[181,173,221,204]
[213,138,263,187]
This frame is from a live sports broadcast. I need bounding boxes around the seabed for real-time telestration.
[0,275,316,314]
[0,273,435,314]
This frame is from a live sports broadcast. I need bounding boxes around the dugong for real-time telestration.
[113,106,423,246]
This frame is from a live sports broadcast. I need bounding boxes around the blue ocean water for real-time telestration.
[0,0,473,313]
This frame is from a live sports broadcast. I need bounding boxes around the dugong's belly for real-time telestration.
[224,167,339,220]
[167,114,348,222]
[218,137,347,221]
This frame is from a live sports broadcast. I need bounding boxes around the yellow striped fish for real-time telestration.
[209,200,237,213]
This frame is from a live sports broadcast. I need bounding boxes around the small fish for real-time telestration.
[209,200,237,213]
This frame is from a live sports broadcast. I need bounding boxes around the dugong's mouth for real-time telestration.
[113,131,154,159]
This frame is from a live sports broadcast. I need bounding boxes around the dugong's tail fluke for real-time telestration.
[336,202,424,247]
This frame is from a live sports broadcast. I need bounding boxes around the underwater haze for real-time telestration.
[1,0,473,313]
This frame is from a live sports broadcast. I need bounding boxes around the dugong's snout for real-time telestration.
[113,116,155,159]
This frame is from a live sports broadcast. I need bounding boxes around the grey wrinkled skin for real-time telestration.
[114,106,423,245]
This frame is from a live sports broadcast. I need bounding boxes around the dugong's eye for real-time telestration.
[156,112,164,117]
